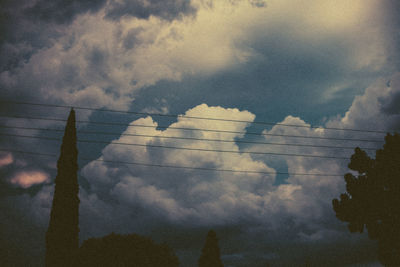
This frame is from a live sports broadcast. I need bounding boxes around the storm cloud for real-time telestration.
[0,0,399,266]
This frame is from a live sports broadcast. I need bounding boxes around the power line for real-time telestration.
[0,132,350,159]
[0,148,345,177]
[0,114,385,143]
[0,124,379,151]
[0,100,390,134]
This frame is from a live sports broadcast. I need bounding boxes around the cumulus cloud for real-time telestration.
[326,72,400,133]
[251,72,400,240]
[255,116,348,233]
[81,104,276,231]
[81,72,400,245]
[10,171,50,188]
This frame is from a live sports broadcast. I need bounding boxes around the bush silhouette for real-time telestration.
[75,232,180,267]
[332,133,400,265]
[198,230,224,267]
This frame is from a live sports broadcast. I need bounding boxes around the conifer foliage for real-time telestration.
[46,109,79,266]
[332,133,400,266]
[198,230,224,267]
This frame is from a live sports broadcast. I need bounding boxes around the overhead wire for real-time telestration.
[0,132,351,159]
[0,101,382,178]
[0,125,379,150]
[0,148,345,177]
[0,114,385,143]
[0,100,390,133]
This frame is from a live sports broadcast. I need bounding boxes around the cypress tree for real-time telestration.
[198,230,224,267]
[46,109,79,266]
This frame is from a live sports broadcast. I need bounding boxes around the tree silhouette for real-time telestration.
[332,133,400,266]
[46,109,79,266]
[75,232,179,267]
[198,230,224,267]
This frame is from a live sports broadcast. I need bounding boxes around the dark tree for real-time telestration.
[46,109,79,266]
[198,230,224,267]
[75,232,180,267]
[332,133,400,266]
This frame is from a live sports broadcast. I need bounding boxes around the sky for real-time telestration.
[0,0,400,266]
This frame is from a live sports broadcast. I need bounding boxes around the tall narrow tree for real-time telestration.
[46,109,79,266]
[198,230,224,267]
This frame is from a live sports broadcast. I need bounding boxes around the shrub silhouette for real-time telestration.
[332,133,400,266]
[198,230,224,267]
[75,232,180,267]
[46,109,79,266]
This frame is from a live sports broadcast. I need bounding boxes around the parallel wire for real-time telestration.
[0,114,385,143]
[0,148,345,177]
[0,100,390,133]
[0,102,384,178]
[0,133,350,159]
[0,125,379,150]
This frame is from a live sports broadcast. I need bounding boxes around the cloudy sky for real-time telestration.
[1,0,400,266]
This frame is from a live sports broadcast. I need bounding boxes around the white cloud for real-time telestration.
[80,71,400,237]
[251,72,400,237]
[81,104,275,228]
[333,72,400,131]
[256,116,347,229]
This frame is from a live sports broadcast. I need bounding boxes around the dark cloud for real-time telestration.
[249,0,267,8]
[0,183,53,266]
[105,0,196,21]
[0,0,196,73]
[0,202,46,267]
[0,0,51,71]
[123,27,144,50]
[25,0,107,24]
[379,73,400,131]
[384,0,400,69]
[381,92,400,116]
[382,93,400,115]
